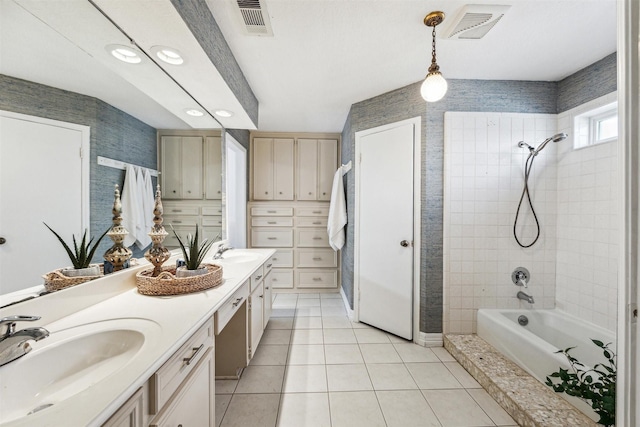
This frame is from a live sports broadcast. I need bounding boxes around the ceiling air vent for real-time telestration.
[443,4,510,40]
[234,0,273,36]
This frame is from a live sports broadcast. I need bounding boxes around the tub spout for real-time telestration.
[517,291,535,304]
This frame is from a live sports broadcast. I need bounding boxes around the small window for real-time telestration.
[574,102,618,149]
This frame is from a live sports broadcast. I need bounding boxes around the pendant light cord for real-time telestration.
[513,153,541,248]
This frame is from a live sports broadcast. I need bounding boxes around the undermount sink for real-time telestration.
[0,318,159,424]
[217,250,262,264]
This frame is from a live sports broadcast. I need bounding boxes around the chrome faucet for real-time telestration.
[517,291,535,304]
[0,315,49,366]
[212,245,233,260]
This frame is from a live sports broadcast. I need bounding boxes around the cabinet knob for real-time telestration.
[308,192,312,195]
[172,190,176,193]
[0,237,6,245]
[265,191,269,194]
[323,192,326,195]
[187,190,191,194]
[279,191,283,194]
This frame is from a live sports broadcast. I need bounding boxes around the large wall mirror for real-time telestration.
[0,0,230,299]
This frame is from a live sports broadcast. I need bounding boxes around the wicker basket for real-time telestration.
[136,263,223,296]
[43,265,103,292]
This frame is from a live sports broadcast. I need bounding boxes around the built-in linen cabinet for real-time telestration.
[252,138,295,200]
[162,200,222,249]
[160,136,203,200]
[296,139,338,201]
[204,136,222,200]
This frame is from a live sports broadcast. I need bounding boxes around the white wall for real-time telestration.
[444,112,558,334]
[555,93,618,332]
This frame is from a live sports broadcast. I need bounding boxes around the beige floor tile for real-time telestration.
[422,389,494,427]
[215,394,232,427]
[326,364,373,391]
[215,379,238,394]
[329,391,386,427]
[287,344,326,365]
[270,307,297,318]
[394,343,440,363]
[277,393,331,427]
[354,328,392,343]
[293,316,323,329]
[321,316,353,329]
[298,293,320,298]
[467,388,517,426]
[265,317,294,330]
[406,362,463,389]
[324,344,365,364]
[297,298,321,307]
[323,328,357,344]
[282,365,328,393]
[366,363,418,390]
[376,390,442,427]
[431,346,456,362]
[291,328,324,345]
[220,393,280,427]
[359,343,402,363]
[444,361,482,388]
[351,321,375,329]
[321,298,346,308]
[321,306,347,317]
[249,344,289,366]
[235,365,285,394]
[260,329,292,345]
[320,292,342,299]
[296,306,322,317]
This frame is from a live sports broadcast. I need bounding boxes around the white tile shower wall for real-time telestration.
[555,92,618,332]
[444,112,558,334]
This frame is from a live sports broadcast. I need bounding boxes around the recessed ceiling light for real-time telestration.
[152,46,185,65]
[214,110,234,118]
[185,108,204,117]
[106,44,142,64]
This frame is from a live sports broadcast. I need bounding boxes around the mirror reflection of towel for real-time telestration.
[134,168,152,249]
[121,164,139,248]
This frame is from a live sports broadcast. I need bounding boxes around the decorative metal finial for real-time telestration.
[104,184,133,271]
[144,184,170,276]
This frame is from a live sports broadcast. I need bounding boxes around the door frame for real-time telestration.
[224,132,247,248]
[353,116,422,341]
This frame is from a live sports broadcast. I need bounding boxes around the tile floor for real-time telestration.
[215,293,518,427]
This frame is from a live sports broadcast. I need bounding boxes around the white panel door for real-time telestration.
[356,121,415,339]
[0,113,87,294]
[252,138,274,200]
[181,136,203,199]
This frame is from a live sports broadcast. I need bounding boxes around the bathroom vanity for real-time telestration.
[0,247,275,427]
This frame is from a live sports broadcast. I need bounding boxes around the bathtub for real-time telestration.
[477,308,615,421]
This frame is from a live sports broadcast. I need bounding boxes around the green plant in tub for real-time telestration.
[171,224,215,270]
[44,223,109,269]
[545,339,616,426]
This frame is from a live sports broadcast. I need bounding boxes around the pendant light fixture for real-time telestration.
[421,11,447,102]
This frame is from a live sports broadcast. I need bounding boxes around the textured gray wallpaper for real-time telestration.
[341,55,617,334]
[0,74,157,260]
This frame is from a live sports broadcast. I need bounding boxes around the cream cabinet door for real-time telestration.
[160,136,182,199]
[296,139,318,200]
[181,136,203,199]
[249,282,264,357]
[253,138,274,200]
[318,139,338,201]
[204,136,222,200]
[263,271,273,326]
[273,138,295,200]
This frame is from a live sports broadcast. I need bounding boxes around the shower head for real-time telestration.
[532,132,568,155]
[517,141,535,152]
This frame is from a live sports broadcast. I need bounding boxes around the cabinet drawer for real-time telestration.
[297,271,338,288]
[296,206,329,216]
[297,249,337,268]
[150,318,214,414]
[270,250,293,268]
[271,269,294,289]
[297,229,330,247]
[215,281,249,334]
[163,216,199,227]
[251,217,294,227]
[252,229,294,247]
[251,265,265,292]
[202,216,222,227]
[250,207,293,216]
[164,206,200,216]
[297,217,328,227]
[202,206,223,216]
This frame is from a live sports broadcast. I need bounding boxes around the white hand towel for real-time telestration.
[327,166,348,251]
[134,168,152,250]
[121,164,139,248]
[142,168,155,233]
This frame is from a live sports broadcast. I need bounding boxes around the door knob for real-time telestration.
[400,240,410,247]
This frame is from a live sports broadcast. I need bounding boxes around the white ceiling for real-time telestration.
[1,0,617,133]
[207,0,618,132]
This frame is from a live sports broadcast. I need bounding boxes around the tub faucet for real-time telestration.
[0,315,49,367]
[213,245,233,259]
[517,291,535,304]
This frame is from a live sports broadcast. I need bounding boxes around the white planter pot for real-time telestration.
[61,265,101,277]
[175,266,208,278]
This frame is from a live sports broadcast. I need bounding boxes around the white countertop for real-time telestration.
[0,248,275,427]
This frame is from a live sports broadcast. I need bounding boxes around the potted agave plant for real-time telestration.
[172,224,215,278]
[44,223,109,277]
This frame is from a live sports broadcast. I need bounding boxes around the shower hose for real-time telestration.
[513,152,540,248]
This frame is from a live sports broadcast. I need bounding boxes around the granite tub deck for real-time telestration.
[444,334,598,427]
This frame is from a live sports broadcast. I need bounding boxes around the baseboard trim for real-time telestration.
[415,332,443,347]
[340,286,355,320]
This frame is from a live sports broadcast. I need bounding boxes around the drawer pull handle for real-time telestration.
[312,210,322,214]
[255,275,262,281]
[313,221,322,225]
[173,220,182,224]
[259,294,264,299]
[266,263,273,268]
[273,278,278,281]
[313,257,322,261]
[172,209,182,212]
[232,297,243,307]
[268,210,276,213]
[268,237,277,240]
[313,237,322,240]
[272,258,278,261]
[313,277,322,281]
[183,344,204,366]
[268,221,277,224]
